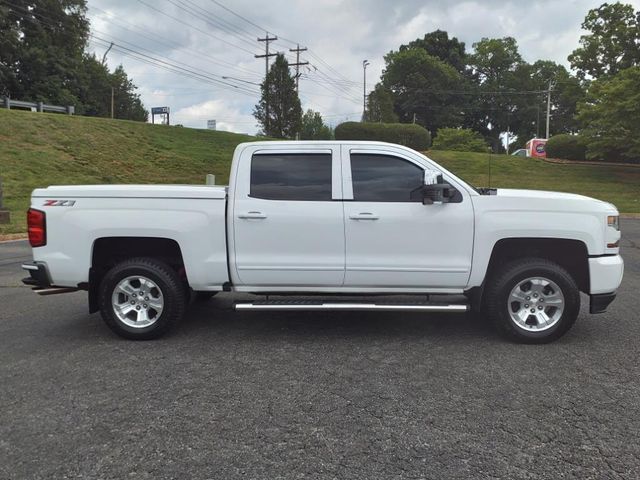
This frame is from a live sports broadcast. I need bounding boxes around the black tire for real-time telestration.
[98,257,186,340]
[194,291,218,302]
[484,257,580,344]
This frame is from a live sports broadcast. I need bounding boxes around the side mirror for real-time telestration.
[422,171,457,205]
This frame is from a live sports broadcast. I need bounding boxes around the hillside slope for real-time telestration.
[1,109,638,235]
[0,109,257,234]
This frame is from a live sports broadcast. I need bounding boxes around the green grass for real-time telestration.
[0,109,257,234]
[428,150,640,214]
[1,109,638,234]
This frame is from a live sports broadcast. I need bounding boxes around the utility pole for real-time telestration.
[362,60,370,121]
[255,33,278,133]
[545,80,552,139]
[289,44,308,94]
[110,87,114,119]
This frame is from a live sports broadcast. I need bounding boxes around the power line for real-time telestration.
[164,0,259,50]
[134,0,257,55]
[89,4,262,77]
[88,36,257,96]
[201,0,362,99]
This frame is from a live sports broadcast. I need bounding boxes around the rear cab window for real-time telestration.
[250,153,332,201]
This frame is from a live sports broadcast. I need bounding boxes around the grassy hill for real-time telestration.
[0,109,256,234]
[1,109,638,235]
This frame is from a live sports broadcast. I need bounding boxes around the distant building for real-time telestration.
[207,120,217,130]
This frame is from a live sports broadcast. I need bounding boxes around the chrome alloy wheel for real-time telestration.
[507,276,565,331]
[111,275,164,328]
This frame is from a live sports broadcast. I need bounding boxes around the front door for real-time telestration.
[232,147,345,286]
[342,147,474,289]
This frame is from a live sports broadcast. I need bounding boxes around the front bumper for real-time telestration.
[589,255,624,294]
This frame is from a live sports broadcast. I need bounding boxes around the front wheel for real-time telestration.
[98,257,186,340]
[484,258,580,344]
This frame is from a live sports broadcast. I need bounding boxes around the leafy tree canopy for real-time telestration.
[400,29,467,74]
[364,84,398,123]
[431,127,488,152]
[577,66,640,162]
[300,109,331,140]
[0,0,147,121]
[568,2,640,79]
[381,47,463,136]
[254,54,302,138]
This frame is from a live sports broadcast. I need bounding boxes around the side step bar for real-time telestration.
[32,286,78,296]
[235,301,468,312]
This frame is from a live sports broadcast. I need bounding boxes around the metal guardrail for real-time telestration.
[2,96,74,115]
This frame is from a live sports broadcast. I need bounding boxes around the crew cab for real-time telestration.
[22,141,624,343]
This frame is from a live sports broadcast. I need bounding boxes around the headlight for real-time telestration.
[607,215,619,230]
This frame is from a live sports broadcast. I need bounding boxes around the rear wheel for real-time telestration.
[98,257,185,340]
[485,258,580,343]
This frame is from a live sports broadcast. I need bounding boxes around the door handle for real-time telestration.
[238,211,267,219]
[349,212,379,220]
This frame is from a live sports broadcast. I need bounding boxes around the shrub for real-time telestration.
[334,122,431,150]
[545,134,587,161]
[431,128,488,152]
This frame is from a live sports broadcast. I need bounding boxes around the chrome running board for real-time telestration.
[33,287,78,296]
[235,301,468,312]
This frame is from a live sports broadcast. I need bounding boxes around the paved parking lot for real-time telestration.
[1,221,639,479]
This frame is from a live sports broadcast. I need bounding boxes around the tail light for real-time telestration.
[27,208,46,247]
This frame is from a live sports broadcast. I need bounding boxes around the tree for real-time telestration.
[577,66,640,162]
[254,54,302,138]
[0,0,148,120]
[381,48,463,136]
[364,84,398,122]
[400,29,467,74]
[568,2,640,79]
[0,0,89,104]
[468,37,524,150]
[110,65,148,121]
[300,109,331,140]
[431,128,488,152]
[506,61,585,143]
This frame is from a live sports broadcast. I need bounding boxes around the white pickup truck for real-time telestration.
[22,141,623,343]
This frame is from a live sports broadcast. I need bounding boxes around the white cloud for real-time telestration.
[172,99,256,133]
[87,0,640,134]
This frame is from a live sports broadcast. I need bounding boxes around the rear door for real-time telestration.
[231,146,344,286]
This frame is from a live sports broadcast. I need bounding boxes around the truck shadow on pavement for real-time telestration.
[170,296,502,345]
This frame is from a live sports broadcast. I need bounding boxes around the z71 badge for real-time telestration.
[43,200,76,207]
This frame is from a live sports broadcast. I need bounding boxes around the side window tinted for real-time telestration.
[250,153,332,201]
[351,153,424,202]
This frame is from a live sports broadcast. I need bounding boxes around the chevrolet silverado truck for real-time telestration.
[22,141,624,343]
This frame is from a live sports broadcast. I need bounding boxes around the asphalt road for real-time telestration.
[1,222,639,479]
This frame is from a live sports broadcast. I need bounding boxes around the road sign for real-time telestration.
[151,106,169,115]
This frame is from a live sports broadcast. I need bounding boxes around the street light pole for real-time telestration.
[362,60,370,121]
[546,80,552,139]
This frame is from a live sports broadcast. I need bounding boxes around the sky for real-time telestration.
[86,0,640,134]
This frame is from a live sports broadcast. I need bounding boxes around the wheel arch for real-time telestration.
[468,237,590,311]
[89,237,186,313]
